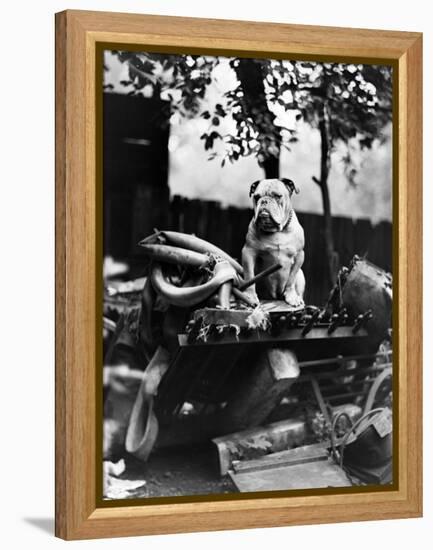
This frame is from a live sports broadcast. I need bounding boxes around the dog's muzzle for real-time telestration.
[256,210,279,232]
[255,197,285,232]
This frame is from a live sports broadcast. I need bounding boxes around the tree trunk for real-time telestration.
[235,59,280,178]
[314,101,339,286]
[262,155,279,178]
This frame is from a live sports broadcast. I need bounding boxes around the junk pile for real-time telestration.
[103,230,393,491]
[213,392,393,492]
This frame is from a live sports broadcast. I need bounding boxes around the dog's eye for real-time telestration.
[253,194,260,202]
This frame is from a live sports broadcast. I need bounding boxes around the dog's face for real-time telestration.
[250,178,299,233]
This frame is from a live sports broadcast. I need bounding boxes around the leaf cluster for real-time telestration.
[109,52,392,172]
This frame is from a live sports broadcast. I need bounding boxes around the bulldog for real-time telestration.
[242,178,305,308]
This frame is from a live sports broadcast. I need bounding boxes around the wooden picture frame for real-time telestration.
[55,9,422,540]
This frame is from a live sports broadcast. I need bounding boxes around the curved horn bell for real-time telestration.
[150,260,237,307]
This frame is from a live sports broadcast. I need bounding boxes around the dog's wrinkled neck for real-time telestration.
[282,207,294,230]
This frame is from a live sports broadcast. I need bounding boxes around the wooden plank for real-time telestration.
[206,201,222,250]
[333,215,355,268]
[232,444,330,473]
[55,11,67,539]
[354,218,373,259]
[369,221,393,272]
[68,10,420,59]
[180,326,370,346]
[403,33,423,518]
[56,9,98,538]
[169,194,183,232]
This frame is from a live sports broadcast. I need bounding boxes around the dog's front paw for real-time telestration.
[284,289,304,309]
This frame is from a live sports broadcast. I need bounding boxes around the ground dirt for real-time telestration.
[116,443,236,499]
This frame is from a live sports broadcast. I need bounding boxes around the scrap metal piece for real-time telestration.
[213,417,306,476]
[139,243,209,268]
[310,377,332,425]
[301,308,322,336]
[341,257,392,337]
[363,366,392,414]
[218,280,233,309]
[238,262,282,291]
[352,309,374,334]
[328,308,348,334]
[151,260,236,308]
[144,229,244,275]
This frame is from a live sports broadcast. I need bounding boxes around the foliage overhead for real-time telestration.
[107,52,393,176]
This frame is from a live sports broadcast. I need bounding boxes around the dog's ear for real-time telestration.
[281,178,300,196]
[249,180,261,197]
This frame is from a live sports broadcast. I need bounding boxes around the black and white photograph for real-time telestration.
[102,49,393,501]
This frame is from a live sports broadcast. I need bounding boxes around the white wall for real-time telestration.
[0,1,430,548]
